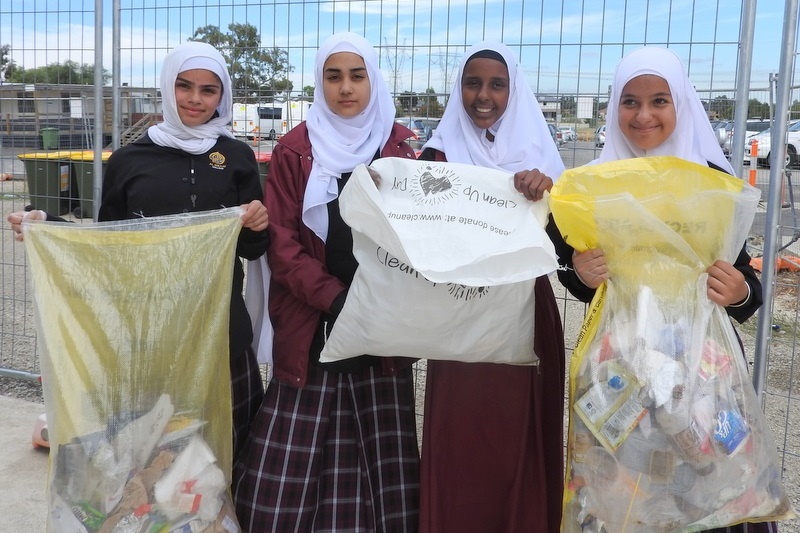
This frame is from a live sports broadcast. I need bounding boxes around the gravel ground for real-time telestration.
[1,147,798,530]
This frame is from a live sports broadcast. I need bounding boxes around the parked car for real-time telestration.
[714,119,773,157]
[417,117,441,140]
[711,120,734,152]
[745,119,800,168]
[548,123,565,148]
[558,126,577,142]
[744,119,772,137]
[395,116,429,141]
[594,125,606,147]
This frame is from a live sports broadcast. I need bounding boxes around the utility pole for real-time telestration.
[383,38,409,95]
[431,48,460,104]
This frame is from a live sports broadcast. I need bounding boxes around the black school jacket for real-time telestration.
[100,133,270,357]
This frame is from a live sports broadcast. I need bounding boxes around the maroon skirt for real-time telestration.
[419,276,566,533]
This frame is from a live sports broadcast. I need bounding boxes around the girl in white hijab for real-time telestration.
[8,40,270,466]
[147,41,236,155]
[551,46,771,533]
[233,32,419,532]
[302,32,396,241]
[568,46,756,302]
[418,41,567,533]
[424,41,565,180]
[592,46,734,174]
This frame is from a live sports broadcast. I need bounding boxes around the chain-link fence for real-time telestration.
[1,0,799,528]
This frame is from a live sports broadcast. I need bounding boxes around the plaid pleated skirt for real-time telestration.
[703,523,779,532]
[230,345,265,464]
[233,364,420,533]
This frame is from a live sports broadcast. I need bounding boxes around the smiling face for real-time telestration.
[460,57,510,130]
[173,68,223,127]
[617,74,677,150]
[322,52,370,118]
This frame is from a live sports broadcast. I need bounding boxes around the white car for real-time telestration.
[720,119,771,161]
[745,120,800,168]
[558,127,577,142]
[594,125,606,147]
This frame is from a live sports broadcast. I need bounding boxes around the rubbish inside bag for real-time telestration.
[551,157,795,531]
[20,209,245,533]
[49,394,237,533]
[563,286,791,532]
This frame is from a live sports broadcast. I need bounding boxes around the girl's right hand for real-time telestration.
[572,248,608,288]
[7,210,46,242]
[239,200,269,232]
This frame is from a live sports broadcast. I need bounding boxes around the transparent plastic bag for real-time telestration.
[23,208,244,533]
[550,157,795,532]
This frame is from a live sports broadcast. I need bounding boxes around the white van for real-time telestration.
[279,100,312,137]
[231,103,282,140]
[231,101,311,140]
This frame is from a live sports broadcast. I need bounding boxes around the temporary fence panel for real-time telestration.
[1,1,798,528]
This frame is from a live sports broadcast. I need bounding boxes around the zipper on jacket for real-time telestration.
[190,159,196,208]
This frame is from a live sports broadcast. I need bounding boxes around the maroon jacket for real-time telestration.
[265,122,417,388]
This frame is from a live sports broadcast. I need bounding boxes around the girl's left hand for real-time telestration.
[7,210,46,241]
[514,169,553,201]
[239,200,269,231]
[706,259,748,307]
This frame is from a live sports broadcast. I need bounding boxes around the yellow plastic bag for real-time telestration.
[23,208,243,533]
[551,157,795,532]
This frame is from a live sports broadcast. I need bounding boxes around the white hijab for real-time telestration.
[148,42,235,155]
[303,32,396,242]
[594,46,734,174]
[423,41,564,179]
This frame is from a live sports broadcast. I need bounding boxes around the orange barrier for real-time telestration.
[749,139,759,186]
[750,254,800,272]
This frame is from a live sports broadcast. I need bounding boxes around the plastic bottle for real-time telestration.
[654,392,716,475]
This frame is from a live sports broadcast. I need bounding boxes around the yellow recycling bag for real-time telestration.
[551,157,795,532]
[23,208,244,533]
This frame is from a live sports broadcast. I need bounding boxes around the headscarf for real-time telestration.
[593,46,734,174]
[303,32,396,242]
[148,42,235,155]
[423,41,565,179]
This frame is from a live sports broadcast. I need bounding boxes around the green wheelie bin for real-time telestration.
[69,151,111,218]
[40,127,59,150]
[17,151,76,215]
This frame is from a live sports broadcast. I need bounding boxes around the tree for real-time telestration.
[0,44,14,81]
[190,23,293,101]
[7,59,109,84]
[397,91,419,114]
[790,99,800,120]
[417,87,443,117]
[303,85,315,99]
[559,95,577,118]
[747,98,769,120]
[707,95,735,120]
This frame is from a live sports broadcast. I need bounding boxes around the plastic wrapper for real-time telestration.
[550,156,796,532]
[22,208,244,533]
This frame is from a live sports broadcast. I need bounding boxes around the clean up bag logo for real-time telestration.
[409,164,461,205]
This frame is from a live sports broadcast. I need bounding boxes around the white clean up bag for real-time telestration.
[319,157,558,365]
